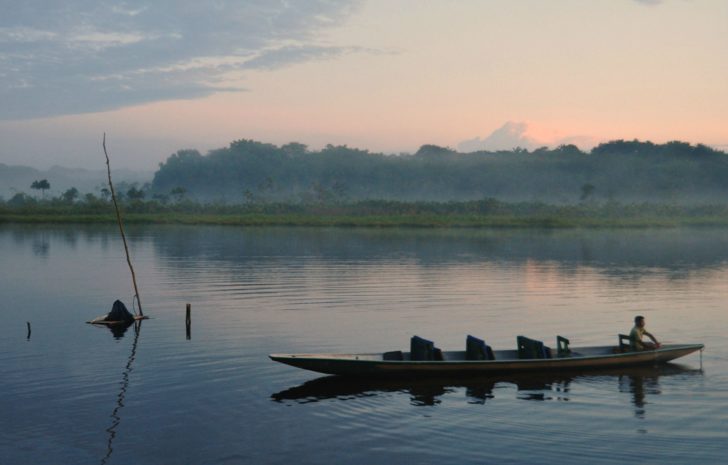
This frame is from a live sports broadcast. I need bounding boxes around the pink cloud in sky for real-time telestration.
[457,122,598,153]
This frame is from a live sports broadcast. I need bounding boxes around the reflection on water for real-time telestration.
[0,224,724,465]
[32,235,49,257]
[149,226,728,273]
[90,320,135,339]
[101,320,142,465]
[272,364,702,413]
[618,367,678,420]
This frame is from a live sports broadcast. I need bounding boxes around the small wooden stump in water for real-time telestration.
[186,303,191,340]
[26,322,31,340]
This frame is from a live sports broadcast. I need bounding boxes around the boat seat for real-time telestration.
[383,350,404,361]
[618,334,631,352]
[466,335,495,360]
[411,336,436,361]
[517,335,552,359]
[557,335,571,357]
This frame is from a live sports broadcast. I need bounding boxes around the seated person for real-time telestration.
[629,315,661,351]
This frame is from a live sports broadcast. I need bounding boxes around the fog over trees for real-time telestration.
[151,139,728,204]
[0,164,152,201]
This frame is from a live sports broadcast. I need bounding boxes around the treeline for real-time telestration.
[151,139,728,204]
[0,163,152,201]
[2,180,150,209]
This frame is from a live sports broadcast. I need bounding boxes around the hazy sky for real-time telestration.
[1,0,726,170]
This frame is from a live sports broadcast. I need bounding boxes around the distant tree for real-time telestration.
[479,197,503,214]
[415,144,456,157]
[83,193,99,204]
[170,186,186,203]
[281,142,308,156]
[591,139,654,156]
[553,144,584,156]
[331,180,348,199]
[152,193,169,205]
[694,143,719,157]
[664,140,693,156]
[243,189,256,203]
[100,187,111,201]
[126,185,145,200]
[8,192,34,207]
[61,187,79,203]
[580,183,596,201]
[30,179,50,199]
[311,182,334,203]
[257,177,274,192]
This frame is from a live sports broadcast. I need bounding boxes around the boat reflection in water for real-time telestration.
[271,363,702,409]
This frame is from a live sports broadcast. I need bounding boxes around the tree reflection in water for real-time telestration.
[100,320,142,465]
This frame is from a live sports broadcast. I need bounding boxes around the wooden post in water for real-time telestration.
[26,322,31,340]
[185,304,191,340]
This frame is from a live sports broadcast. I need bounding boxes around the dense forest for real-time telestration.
[151,139,728,204]
[5,138,728,227]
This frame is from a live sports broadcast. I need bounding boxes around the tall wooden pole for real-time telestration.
[103,133,144,317]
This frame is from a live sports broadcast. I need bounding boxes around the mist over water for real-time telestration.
[1,225,726,464]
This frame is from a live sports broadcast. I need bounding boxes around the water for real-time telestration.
[1,224,726,465]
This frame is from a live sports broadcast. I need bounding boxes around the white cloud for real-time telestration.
[67,30,149,51]
[111,5,148,17]
[0,0,364,120]
[0,27,57,43]
[240,45,371,71]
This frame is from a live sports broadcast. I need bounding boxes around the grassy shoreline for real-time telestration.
[4,211,728,228]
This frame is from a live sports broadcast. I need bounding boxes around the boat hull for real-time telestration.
[270,344,703,377]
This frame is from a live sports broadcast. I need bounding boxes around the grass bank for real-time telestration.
[4,209,728,228]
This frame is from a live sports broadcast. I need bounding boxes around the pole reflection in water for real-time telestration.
[101,319,142,465]
[271,364,701,409]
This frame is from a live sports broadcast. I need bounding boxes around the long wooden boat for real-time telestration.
[270,343,703,377]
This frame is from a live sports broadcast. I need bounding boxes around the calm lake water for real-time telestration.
[1,224,727,465]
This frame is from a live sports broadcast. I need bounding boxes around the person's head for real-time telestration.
[634,315,645,327]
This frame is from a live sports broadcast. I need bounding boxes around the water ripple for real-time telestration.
[1,225,726,465]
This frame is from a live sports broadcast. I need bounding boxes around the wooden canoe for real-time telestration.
[270,343,703,377]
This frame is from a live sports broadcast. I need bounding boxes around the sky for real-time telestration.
[0,0,726,171]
